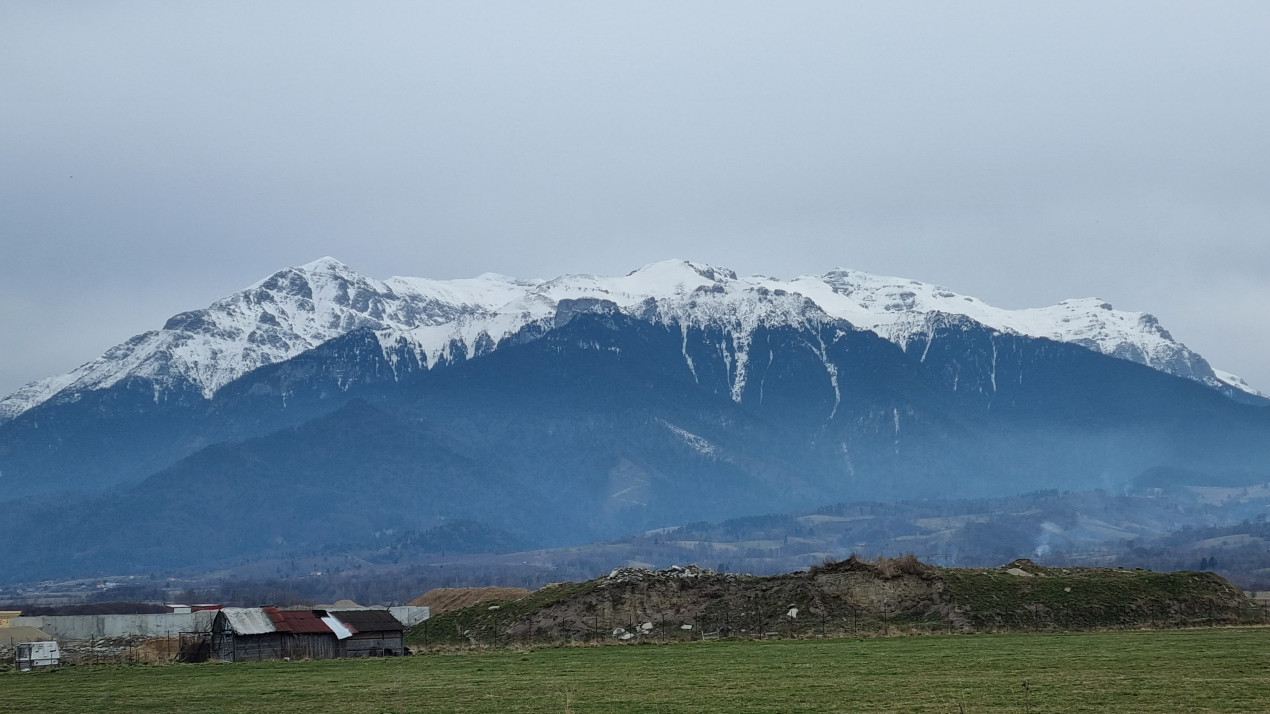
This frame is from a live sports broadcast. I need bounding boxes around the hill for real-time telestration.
[406,557,1264,647]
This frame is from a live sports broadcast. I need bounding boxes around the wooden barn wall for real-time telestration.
[233,634,284,662]
[283,633,337,660]
[221,634,339,661]
[340,631,404,657]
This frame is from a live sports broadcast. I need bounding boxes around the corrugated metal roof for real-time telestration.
[275,610,333,634]
[331,609,404,632]
[263,606,287,631]
[220,607,277,635]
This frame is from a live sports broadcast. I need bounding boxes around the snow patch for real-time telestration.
[659,420,718,457]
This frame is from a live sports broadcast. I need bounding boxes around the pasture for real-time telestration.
[4,627,1268,712]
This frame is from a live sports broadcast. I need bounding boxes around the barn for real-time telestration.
[211,607,338,662]
[209,606,405,662]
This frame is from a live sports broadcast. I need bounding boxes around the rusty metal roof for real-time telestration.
[262,606,287,630]
[259,606,334,634]
[275,609,333,634]
[221,607,337,636]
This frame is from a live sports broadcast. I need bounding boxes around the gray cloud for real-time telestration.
[3,1,1268,394]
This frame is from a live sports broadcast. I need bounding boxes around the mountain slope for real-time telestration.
[3,301,1268,581]
[0,399,540,581]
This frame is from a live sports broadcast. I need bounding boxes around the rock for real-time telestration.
[602,564,719,585]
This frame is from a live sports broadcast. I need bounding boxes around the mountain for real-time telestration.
[2,258,1264,502]
[0,257,537,422]
[2,259,1261,426]
[2,258,1268,582]
[3,282,1270,582]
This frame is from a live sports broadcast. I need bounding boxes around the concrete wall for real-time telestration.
[11,611,217,640]
[12,607,427,641]
[388,606,429,627]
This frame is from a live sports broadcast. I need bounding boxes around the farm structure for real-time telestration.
[209,607,405,662]
[325,608,406,657]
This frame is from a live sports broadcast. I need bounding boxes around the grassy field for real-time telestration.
[4,627,1269,713]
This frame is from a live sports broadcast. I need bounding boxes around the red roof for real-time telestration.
[261,606,334,634]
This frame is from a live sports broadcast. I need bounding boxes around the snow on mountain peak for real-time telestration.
[297,255,350,272]
[1,258,1261,422]
[796,269,1237,394]
[0,258,534,421]
[378,265,834,404]
[625,259,738,285]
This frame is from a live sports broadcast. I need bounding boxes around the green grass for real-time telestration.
[939,566,1263,630]
[4,627,1270,712]
[411,579,604,647]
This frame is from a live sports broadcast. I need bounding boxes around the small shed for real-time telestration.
[330,609,406,657]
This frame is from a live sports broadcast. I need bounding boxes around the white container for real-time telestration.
[15,641,60,671]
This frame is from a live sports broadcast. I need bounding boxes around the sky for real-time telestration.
[2,1,1268,396]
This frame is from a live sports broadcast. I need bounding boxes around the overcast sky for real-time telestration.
[3,2,1268,396]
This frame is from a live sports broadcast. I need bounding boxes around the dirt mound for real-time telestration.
[810,554,935,579]
[412,563,950,647]
[132,636,182,663]
[408,559,1267,648]
[409,586,532,613]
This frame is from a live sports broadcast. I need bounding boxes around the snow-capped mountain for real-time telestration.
[0,258,1261,423]
[361,259,1263,405]
[5,258,1270,578]
[0,258,538,421]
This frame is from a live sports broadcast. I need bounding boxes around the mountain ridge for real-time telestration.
[2,258,1262,424]
[2,287,1269,580]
